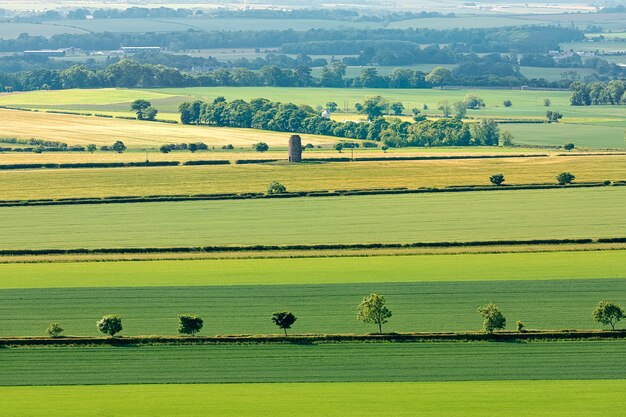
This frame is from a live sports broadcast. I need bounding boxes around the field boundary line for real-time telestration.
[1,181,623,207]
[2,330,626,346]
[1,237,625,256]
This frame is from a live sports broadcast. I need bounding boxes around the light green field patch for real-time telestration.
[1,250,625,289]
[1,380,626,417]
[0,88,178,107]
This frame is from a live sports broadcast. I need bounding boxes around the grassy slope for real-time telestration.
[1,278,625,335]
[3,380,626,417]
[0,187,624,249]
[1,250,624,289]
[502,123,626,149]
[2,341,626,385]
[0,108,338,148]
[2,155,625,201]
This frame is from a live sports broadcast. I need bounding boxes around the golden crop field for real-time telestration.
[0,109,338,148]
[0,155,623,201]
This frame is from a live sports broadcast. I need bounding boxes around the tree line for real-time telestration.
[0,26,583,53]
[569,80,626,105]
[42,295,625,338]
[178,96,505,147]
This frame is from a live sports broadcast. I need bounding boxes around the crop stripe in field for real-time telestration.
[1,237,624,256]
[1,181,622,207]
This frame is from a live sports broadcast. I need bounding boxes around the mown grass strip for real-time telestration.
[1,341,626,386]
[0,188,624,250]
[2,380,625,417]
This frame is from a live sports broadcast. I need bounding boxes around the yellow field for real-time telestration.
[0,109,338,148]
[0,155,623,201]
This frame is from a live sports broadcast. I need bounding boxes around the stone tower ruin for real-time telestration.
[288,135,302,162]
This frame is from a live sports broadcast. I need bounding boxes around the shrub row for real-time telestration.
[0,181,614,206]
[182,160,230,166]
[0,161,179,170]
[0,238,612,256]
[235,159,280,164]
[2,329,626,347]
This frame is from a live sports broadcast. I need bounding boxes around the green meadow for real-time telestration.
[2,380,625,417]
[0,187,624,250]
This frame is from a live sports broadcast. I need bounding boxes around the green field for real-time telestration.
[2,250,624,289]
[0,187,623,250]
[0,380,624,417]
[2,341,626,385]
[2,155,625,201]
[502,123,626,149]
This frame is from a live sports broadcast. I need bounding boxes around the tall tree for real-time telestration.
[357,293,392,334]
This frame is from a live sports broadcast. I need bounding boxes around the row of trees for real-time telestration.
[45,296,624,338]
[178,97,506,147]
[569,80,626,105]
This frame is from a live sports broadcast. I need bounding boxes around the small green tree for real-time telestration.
[437,100,452,118]
[111,141,126,154]
[178,315,204,336]
[490,173,505,186]
[253,142,269,152]
[556,172,575,185]
[160,144,172,153]
[335,143,344,153]
[46,323,64,338]
[357,293,392,334]
[86,144,97,153]
[96,315,122,337]
[543,98,551,107]
[453,101,467,119]
[390,102,404,115]
[143,106,158,121]
[267,180,287,194]
[593,301,624,330]
[381,145,389,153]
[271,312,297,336]
[130,99,151,120]
[503,100,512,107]
[463,94,484,109]
[546,110,563,123]
[563,143,575,151]
[326,102,338,112]
[515,320,525,332]
[478,303,506,334]
[500,131,514,147]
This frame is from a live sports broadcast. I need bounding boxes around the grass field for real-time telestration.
[1,380,625,417]
[1,155,624,201]
[0,187,624,249]
[501,123,626,149]
[1,277,624,335]
[2,341,626,385]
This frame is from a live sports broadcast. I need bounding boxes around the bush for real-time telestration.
[556,172,575,185]
[253,142,269,152]
[490,173,505,186]
[382,145,389,153]
[222,144,234,150]
[563,143,575,151]
[96,315,122,337]
[267,180,287,194]
[503,100,512,107]
[515,320,525,332]
[111,141,126,154]
[543,98,551,107]
[478,303,506,334]
[178,315,204,336]
[500,131,514,147]
[46,323,64,338]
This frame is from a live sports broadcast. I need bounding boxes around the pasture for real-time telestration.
[0,187,624,249]
[2,341,626,385]
[1,380,625,417]
[1,155,624,201]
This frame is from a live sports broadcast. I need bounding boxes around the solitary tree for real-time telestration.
[46,323,64,338]
[390,102,404,116]
[593,301,624,330]
[253,142,269,152]
[500,131,514,147]
[490,173,505,186]
[453,101,467,119]
[503,100,512,107]
[86,144,97,153]
[326,102,338,113]
[543,98,551,107]
[130,99,151,120]
[111,140,126,154]
[271,312,297,336]
[563,143,575,151]
[437,100,452,118]
[97,315,122,337]
[381,145,389,153]
[335,143,344,153]
[556,172,575,185]
[357,293,392,334]
[478,303,506,334]
[178,315,204,336]
[516,320,525,332]
[267,180,287,194]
